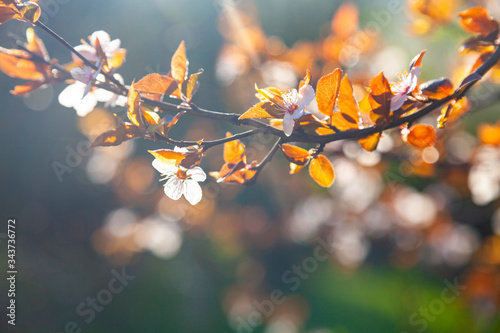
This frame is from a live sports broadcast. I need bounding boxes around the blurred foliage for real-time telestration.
[1,0,500,333]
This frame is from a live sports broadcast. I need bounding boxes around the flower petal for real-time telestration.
[152,159,178,175]
[70,66,92,84]
[164,176,184,200]
[74,94,98,117]
[297,84,315,107]
[183,179,203,205]
[408,66,420,92]
[186,166,207,182]
[283,112,295,136]
[390,93,407,111]
[58,83,84,108]
[90,30,111,45]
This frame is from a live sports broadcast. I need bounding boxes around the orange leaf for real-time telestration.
[334,74,360,130]
[10,81,44,95]
[90,123,144,147]
[0,50,46,80]
[316,68,342,119]
[171,41,188,84]
[281,144,311,166]
[148,149,188,166]
[358,132,381,152]
[289,162,305,174]
[299,70,311,89]
[135,73,179,100]
[127,82,145,128]
[368,72,392,124]
[309,154,335,188]
[239,101,278,119]
[0,5,20,24]
[405,124,436,149]
[224,132,245,164]
[459,6,499,36]
[420,78,454,99]
[185,69,203,102]
[20,2,40,23]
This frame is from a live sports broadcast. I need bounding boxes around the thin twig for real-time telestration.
[34,21,128,93]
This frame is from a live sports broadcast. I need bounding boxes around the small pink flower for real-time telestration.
[279,84,315,136]
[390,51,426,111]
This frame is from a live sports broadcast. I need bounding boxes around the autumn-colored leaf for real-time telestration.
[0,50,47,80]
[10,81,44,95]
[405,124,436,149]
[135,73,179,100]
[420,78,454,99]
[281,144,311,166]
[20,2,40,23]
[127,82,145,128]
[25,27,48,61]
[239,101,278,119]
[156,111,184,138]
[297,113,332,135]
[171,41,188,85]
[459,6,499,36]
[185,69,203,102]
[0,4,20,25]
[456,72,481,95]
[368,72,392,125]
[309,154,335,188]
[478,123,500,146]
[437,98,470,128]
[255,85,284,104]
[290,162,305,174]
[148,149,188,166]
[358,132,381,152]
[470,51,494,73]
[224,132,245,164]
[299,69,311,89]
[316,68,342,120]
[333,74,360,130]
[90,123,144,147]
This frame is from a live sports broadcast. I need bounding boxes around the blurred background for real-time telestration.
[1,0,500,332]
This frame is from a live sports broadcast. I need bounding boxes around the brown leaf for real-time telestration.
[405,124,436,149]
[316,68,342,120]
[171,41,188,85]
[358,132,381,152]
[281,144,311,166]
[239,101,278,119]
[135,73,179,100]
[368,72,392,124]
[309,154,335,188]
[420,78,454,99]
[459,6,499,36]
[334,74,360,130]
[90,123,144,147]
